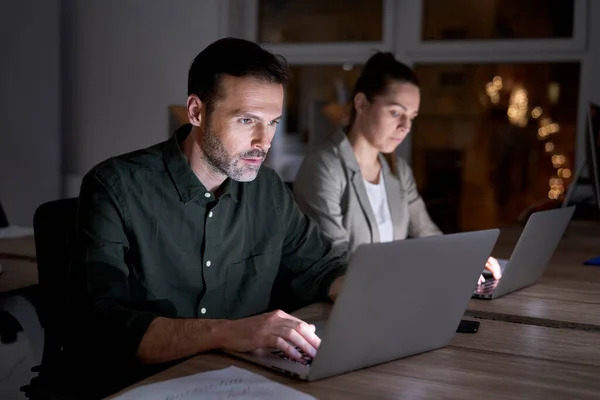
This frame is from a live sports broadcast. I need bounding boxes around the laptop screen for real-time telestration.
[586,102,600,208]
[0,201,8,228]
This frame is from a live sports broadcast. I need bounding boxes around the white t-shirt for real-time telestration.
[363,171,394,243]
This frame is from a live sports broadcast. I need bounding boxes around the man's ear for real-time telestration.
[187,95,204,127]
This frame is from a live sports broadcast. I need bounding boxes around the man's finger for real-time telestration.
[275,328,317,359]
[478,274,485,285]
[295,322,321,350]
[272,336,302,359]
[273,312,321,349]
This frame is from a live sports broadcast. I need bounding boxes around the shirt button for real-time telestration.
[208,211,213,218]
[206,260,211,267]
[200,307,207,315]
[204,192,211,198]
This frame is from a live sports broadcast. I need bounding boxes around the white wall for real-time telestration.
[0,0,61,225]
[62,0,225,196]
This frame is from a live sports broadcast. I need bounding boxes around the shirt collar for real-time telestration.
[332,128,393,178]
[332,129,361,173]
[163,124,240,204]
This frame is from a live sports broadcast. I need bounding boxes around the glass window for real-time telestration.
[258,0,383,43]
[283,64,363,148]
[412,62,580,232]
[422,0,574,40]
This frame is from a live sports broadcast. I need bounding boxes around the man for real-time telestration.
[70,38,347,397]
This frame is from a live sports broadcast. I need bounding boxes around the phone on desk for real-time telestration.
[457,319,480,333]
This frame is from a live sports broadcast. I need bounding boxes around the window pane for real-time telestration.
[284,64,363,148]
[259,0,383,43]
[422,0,574,40]
[412,63,580,233]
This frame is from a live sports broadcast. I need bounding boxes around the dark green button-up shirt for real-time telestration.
[71,125,347,385]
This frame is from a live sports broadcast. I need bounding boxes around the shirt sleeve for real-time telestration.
[71,168,161,366]
[293,151,350,253]
[271,171,348,310]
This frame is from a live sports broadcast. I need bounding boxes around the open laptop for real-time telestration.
[473,206,575,300]
[226,229,500,381]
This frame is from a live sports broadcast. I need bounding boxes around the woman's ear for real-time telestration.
[187,95,204,127]
[353,93,368,115]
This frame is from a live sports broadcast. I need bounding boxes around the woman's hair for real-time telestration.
[347,52,419,175]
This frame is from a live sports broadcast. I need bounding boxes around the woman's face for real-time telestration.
[354,81,420,154]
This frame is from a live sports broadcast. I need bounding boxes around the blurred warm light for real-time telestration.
[548,190,560,200]
[343,63,353,71]
[552,154,566,167]
[514,89,528,105]
[508,87,529,126]
[538,127,549,139]
[558,168,572,178]
[493,76,503,89]
[545,142,555,152]
[485,80,501,105]
[549,178,563,186]
[548,123,560,133]
[531,107,542,118]
[540,117,552,127]
[548,82,560,104]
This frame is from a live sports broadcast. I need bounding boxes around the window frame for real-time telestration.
[403,0,588,55]
[227,0,592,170]
[394,0,590,167]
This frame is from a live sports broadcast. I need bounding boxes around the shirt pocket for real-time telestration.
[225,251,281,319]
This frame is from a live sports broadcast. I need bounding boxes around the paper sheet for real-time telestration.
[112,365,316,400]
[0,226,34,239]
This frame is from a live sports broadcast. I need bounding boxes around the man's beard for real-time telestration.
[200,121,267,182]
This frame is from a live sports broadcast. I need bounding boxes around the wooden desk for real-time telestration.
[109,305,600,399]
[0,258,38,294]
[467,221,600,329]
[0,235,37,261]
[107,220,600,398]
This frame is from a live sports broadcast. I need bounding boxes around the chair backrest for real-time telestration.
[0,200,9,227]
[33,198,79,367]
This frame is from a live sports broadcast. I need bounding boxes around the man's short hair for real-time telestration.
[188,37,289,112]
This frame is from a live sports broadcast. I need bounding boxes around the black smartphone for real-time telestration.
[456,319,480,333]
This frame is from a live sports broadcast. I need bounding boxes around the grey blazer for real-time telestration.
[294,130,442,253]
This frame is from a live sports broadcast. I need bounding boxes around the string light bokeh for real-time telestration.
[484,76,572,200]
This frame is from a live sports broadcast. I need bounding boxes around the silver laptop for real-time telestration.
[226,229,500,381]
[473,206,575,300]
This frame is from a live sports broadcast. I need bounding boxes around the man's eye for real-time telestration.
[391,111,400,117]
[240,118,252,125]
[268,120,280,126]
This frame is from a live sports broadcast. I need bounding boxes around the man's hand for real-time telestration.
[219,310,321,361]
[478,256,503,284]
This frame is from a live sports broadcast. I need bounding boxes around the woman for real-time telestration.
[293,52,501,283]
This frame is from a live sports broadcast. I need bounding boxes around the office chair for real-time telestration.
[0,200,9,228]
[21,198,79,399]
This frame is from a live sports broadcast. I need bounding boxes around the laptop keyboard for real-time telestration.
[270,347,313,366]
[475,279,499,294]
